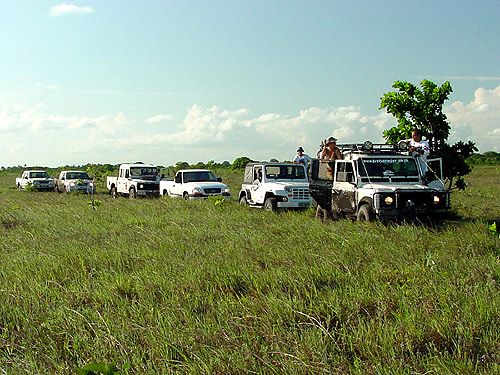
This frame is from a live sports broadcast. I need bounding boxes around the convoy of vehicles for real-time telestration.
[16,170,54,191]
[106,163,160,198]
[160,169,231,199]
[238,162,311,210]
[309,141,450,221]
[54,170,95,194]
[13,141,452,223]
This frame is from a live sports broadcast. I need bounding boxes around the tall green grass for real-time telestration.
[0,166,498,374]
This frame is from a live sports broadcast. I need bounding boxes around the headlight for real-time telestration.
[70,182,75,187]
[193,187,203,194]
[433,195,440,204]
[139,184,144,189]
[223,188,230,194]
[384,196,394,205]
[284,186,292,192]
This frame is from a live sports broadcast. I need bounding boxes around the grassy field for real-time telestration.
[0,166,498,374]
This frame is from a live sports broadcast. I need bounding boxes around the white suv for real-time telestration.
[238,163,311,210]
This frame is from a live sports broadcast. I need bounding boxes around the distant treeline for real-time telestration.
[466,151,500,165]
[0,156,255,178]
[1,152,497,177]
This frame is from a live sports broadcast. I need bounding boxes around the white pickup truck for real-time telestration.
[54,170,95,194]
[16,170,54,191]
[107,163,160,198]
[160,169,231,199]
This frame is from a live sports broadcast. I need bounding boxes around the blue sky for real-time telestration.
[1,1,499,167]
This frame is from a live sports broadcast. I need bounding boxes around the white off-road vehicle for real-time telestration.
[309,142,450,221]
[107,163,160,198]
[238,162,311,210]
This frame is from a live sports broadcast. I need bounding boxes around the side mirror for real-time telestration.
[217,177,222,182]
[161,174,165,179]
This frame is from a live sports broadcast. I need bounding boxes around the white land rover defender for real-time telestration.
[238,162,311,210]
[309,141,450,221]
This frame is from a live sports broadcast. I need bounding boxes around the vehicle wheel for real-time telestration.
[263,197,277,211]
[129,187,136,199]
[110,186,117,198]
[183,192,189,200]
[357,204,374,221]
[17,184,22,191]
[239,195,248,205]
[162,189,168,197]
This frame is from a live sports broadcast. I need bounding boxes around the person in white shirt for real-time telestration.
[409,129,430,174]
[292,147,313,177]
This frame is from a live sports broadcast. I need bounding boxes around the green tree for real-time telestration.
[232,156,252,170]
[380,79,477,190]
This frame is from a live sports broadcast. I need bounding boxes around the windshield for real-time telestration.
[66,172,90,180]
[29,172,49,178]
[183,171,217,183]
[130,167,158,178]
[264,165,306,180]
[358,158,419,179]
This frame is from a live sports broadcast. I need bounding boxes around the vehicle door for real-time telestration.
[331,161,357,216]
[21,172,29,188]
[118,168,129,193]
[248,166,265,203]
[57,172,65,191]
[168,172,184,197]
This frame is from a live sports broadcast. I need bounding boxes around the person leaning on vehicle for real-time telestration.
[408,128,430,174]
[292,146,313,177]
[320,137,343,160]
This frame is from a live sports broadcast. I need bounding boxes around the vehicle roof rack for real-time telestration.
[336,141,408,154]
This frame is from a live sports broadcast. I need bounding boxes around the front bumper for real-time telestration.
[276,199,311,209]
[67,185,94,193]
[137,190,160,197]
[188,192,231,200]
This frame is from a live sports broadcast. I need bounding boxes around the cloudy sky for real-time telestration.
[1,1,499,167]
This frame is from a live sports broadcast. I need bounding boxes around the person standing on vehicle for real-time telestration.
[408,129,430,174]
[320,137,343,160]
[292,146,313,177]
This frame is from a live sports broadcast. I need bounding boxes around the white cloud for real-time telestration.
[49,4,95,17]
[1,86,498,167]
[446,86,500,152]
[145,114,173,124]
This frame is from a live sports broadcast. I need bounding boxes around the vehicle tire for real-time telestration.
[110,186,117,198]
[129,187,136,199]
[183,192,189,200]
[17,184,22,191]
[357,204,374,221]
[239,195,248,205]
[263,197,277,211]
[162,189,168,197]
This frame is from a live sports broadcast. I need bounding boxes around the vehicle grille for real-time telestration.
[292,188,310,200]
[204,188,222,194]
[396,191,432,208]
[138,183,159,191]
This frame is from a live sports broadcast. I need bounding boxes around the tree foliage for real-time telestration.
[380,80,477,190]
[231,156,253,170]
